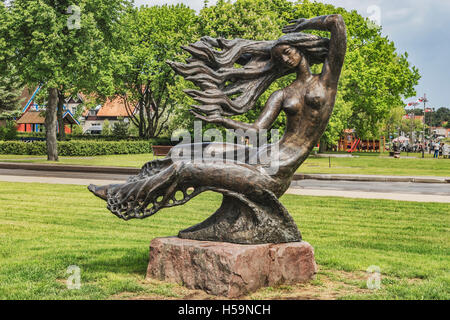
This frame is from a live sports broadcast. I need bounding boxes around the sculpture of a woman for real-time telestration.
[89,15,347,244]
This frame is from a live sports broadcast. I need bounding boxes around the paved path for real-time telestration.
[288,180,450,203]
[294,173,450,183]
[1,168,449,203]
[0,168,128,186]
[1,162,449,183]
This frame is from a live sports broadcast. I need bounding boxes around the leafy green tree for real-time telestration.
[0,120,18,140]
[102,119,112,136]
[71,124,83,135]
[112,119,129,139]
[111,4,198,139]
[400,117,423,142]
[0,3,23,115]
[0,74,23,114]
[382,105,405,141]
[7,0,130,160]
[290,1,420,147]
[0,1,11,74]
[431,107,450,127]
[191,0,420,150]
[197,0,292,136]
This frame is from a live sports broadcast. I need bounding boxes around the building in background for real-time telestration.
[81,97,136,134]
[15,86,80,134]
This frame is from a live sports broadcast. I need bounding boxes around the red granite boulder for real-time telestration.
[147,237,317,298]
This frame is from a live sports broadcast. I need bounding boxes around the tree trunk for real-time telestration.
[139,101,145,138]
[318,137,328,153]
[57,91,66,141]
[46,88,59,161]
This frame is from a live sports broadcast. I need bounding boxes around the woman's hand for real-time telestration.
[190,110,224,124]
[282,18,309,33]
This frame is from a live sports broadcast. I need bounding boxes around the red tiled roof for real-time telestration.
[96,97,135,117]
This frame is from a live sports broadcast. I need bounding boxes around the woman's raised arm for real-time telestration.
[283,14,347,86]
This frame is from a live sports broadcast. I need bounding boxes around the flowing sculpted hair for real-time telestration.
[169,32,330,116]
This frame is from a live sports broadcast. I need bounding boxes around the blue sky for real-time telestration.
[135,0,450,109]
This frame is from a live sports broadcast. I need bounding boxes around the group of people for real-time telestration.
[391,140,449,159]
[427,141,449,159]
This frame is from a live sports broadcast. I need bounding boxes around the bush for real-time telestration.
[112,120,129,139]
[0,140,153,156]
[71,125,84,135]
[15,132,176,144]
[102,120,112,136]
[0,121,18,141]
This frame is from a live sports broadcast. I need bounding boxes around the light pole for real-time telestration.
[421,94,429,159]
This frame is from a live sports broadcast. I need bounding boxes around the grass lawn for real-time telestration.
[0,182,448,300]
[0,152,449,177]
[302,153,450,177]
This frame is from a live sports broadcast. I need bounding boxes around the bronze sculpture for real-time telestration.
[89,15,347,245]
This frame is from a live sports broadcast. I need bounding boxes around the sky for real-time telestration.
[134,0,450,109]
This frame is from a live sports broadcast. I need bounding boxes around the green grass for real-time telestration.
[0,152,449,177]
[0,182,448,300]
[301,153,450,177]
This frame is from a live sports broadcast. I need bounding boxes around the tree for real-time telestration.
[0,1,10,74]
[382,105,405,142]
[71,124,83,135]
[400,117,423,142]
[431,107,450,127]
[112,119,129,139]
[111,4,198,139]
[102,119,112,136]
[0,2,23,115]
[0,120,18,140]
[0,74,23,114]
[192,0,420,149]
[7,0,130,160]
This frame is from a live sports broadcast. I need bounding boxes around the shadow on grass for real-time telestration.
[80,247,150,276]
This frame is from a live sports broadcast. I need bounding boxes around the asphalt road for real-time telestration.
[0,168,449,203]
[292,179,450,196]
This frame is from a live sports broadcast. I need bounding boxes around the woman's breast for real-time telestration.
[305,86,326,110]
[282,97,301,115]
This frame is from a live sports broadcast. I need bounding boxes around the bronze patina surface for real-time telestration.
[89,15,347,244]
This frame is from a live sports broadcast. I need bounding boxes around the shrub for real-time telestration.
[0,140,153,156]
[102,120,112,136]
[112,120,130,139]
[0,121,18,141]
[71,125,84,135]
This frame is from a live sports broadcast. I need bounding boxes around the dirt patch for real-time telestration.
[248,269,371,300]
[111,268,374,300]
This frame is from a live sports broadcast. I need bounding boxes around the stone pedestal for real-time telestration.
[146,237,317,298]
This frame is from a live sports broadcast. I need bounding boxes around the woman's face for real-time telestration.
[272,44,303,68]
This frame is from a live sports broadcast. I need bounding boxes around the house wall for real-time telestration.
[17,124,43,133]
[82,119,104,133]
[66,103,80,115]
[82,118,129,133]
[17,124,72,134]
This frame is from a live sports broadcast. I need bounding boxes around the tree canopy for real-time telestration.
[183,0,420,146]
[3,0,422,150]
[7,0,131,159]
[110,4,198,138]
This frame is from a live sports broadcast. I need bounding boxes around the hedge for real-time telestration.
[0,140,153,156]
[14,133,175,145]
